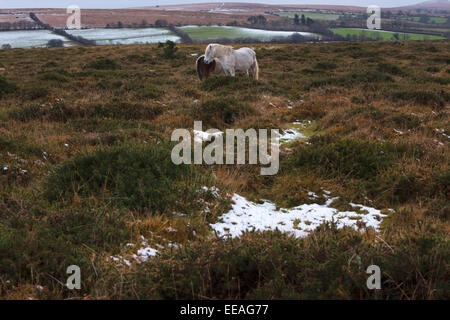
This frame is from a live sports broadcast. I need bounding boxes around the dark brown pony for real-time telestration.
[196,55,222,81]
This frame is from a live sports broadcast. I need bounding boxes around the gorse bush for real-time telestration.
[158,40,179,59]
[38,71,69,83]
[122,82,165,99]
[201,75,259,92]
[84,101,164,120]
[85,57,120,70]
[22,83,50,100]
[43,142,206,213]
[305,71,394,89]
[9,101,163,122]
[313,61,337,70]
[193,97,254,128]
[385,112,421,129]
[0,76,17,97]
[111,224,449,299]
[0,135,42,157]
[287,136,402,180]
[390,88,447,108]
[0,205,132,284]
[377,62,406,76]
[9,102,75,122]
[391,168,450,205]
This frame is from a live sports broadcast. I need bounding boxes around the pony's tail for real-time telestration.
[253,58,259,81]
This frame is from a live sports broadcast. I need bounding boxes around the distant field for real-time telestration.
[66,28,180,45]
[180,25,318,40]
[429,16,448,23]
[414,27,450,33]
[401,16,448,24]
[0,30,74,48]
[330,28,446,40]
[274,11,341,20]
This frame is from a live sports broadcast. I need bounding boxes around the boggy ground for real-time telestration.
[0,40,448,299]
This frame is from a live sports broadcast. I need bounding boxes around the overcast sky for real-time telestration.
[0,1,432,9]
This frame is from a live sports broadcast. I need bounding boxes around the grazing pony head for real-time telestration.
[196,55,217,81]
[204,43,232,63]
[204,44,215,64]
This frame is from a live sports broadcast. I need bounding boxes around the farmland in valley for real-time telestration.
[0,30,74,48]
[274,11,341,20]
[330,28,446,40]
[180,25,319,40]
[66,28,181,45]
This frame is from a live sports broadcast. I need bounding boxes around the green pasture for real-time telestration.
[274,11,341,20]
[330,28,446,40]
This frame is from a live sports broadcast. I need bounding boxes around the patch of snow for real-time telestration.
[276,128,306,145]
[200,185,220,198]
[109,255,131,267]
[436,128,449,139]
[193,130,224,143]
[293,120,312,126]
[133,246,159,262]
[308,191,319,199]
[211,193,388,238]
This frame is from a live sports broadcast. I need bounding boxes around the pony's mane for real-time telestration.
[209,44,233,56]
[196,55,206,81]
[196,55,218,81]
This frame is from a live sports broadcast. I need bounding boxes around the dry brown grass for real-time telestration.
[0,40,448,299]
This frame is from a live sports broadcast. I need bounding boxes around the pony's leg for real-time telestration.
[222,64,232,76]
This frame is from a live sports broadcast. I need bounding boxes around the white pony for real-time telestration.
[204,44,259,80]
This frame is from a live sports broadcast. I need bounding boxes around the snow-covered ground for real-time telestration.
[109,187,389,266]
[193,129,224,143]
[0,30,73,48]
[277,128,306,145]
[1,26,319,49]
[66,28,181,45]
[109,234,179,266]
[211,192,388,238]
[193,124,306,146]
